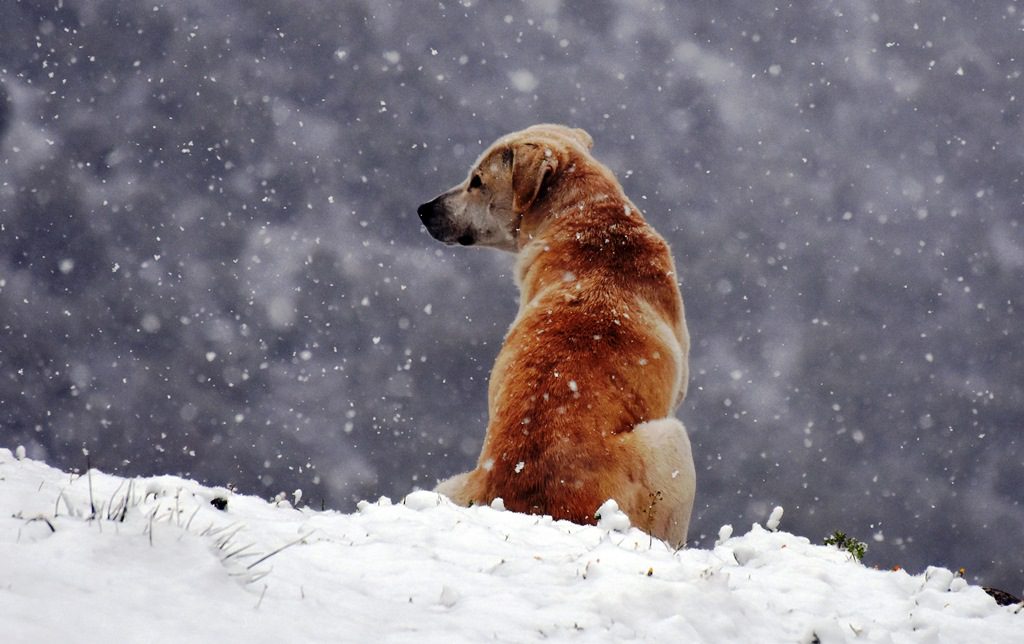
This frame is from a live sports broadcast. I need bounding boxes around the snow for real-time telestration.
[1,449,1019,642]
[508,69,539,93]
[594,499,631,535]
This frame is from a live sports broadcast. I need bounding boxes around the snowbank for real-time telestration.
[0,449,1018,642]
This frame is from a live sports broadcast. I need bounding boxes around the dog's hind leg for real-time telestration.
[631,417,696,548]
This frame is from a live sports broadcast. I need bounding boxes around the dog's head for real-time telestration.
[417,124,594,252]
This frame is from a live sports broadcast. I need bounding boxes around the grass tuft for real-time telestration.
[823,530,867,562]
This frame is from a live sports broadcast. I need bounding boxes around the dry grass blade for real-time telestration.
[104,481,126,520]
[245,532,314,570]
[184,505,201,531]
[222,542,258,561]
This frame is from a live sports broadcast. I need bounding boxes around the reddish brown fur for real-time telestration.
[427,125,694,545]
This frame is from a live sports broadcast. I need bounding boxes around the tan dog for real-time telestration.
[417,124,695,546]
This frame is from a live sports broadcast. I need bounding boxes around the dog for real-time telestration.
[417,124,695,546]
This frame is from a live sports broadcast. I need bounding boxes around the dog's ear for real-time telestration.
[511,143,558,213]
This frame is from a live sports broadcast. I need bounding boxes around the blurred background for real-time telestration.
[1,1,1021,593]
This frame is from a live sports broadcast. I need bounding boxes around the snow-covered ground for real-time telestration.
[0,448,1019,643]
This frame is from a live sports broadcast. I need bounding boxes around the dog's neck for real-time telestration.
[513,195,642,310]
[514,162,624,249]
[511,156,639,313]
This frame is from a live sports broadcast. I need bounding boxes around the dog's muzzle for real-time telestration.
[417,196,475,245]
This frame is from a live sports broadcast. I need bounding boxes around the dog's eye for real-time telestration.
[469,174,483,190]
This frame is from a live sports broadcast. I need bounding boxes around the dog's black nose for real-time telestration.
[418,195,457,243]
[417,199,437,222]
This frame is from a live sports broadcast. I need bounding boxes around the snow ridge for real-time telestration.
[0,449,1019,643]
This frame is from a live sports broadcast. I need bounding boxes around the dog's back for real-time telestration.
[482,214,686,514]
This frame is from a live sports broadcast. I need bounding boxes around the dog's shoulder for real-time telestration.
[531,200,677,291]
